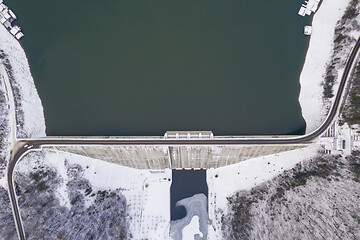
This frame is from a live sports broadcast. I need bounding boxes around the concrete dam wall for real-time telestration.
[50,144,309,169]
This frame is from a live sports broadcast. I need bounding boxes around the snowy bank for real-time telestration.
[220,154,360,239]
[0,64,11,181]
[207,145,320,239]
[0,24,45,138]
[14,149,172,239]
[299,0,352,133]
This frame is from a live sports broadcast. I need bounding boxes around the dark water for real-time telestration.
[170,170,207,220]
[7,0,310,136]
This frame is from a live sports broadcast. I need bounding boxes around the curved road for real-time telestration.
[8,37,360,240]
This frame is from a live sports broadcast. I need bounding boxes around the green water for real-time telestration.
[7,0,310,136]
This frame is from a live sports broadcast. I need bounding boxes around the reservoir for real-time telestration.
[7,0,310,136]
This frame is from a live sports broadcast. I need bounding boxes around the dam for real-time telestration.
[49,144,308,169]
[40,131,311,169]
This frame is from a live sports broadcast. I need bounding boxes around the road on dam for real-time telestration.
[7,36,360,240]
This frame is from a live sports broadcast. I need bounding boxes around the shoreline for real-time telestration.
[0,0,355,138]
[298,0,353,133]
[0,23,45,138]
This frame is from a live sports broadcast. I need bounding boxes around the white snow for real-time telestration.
[42,153,71,209]
[207,145,320,240]
[61,151,172,239]
[17,149,172,240]
[299,0,352,134]
[182,216,202,240]
[0,24,45,138]
[349,29,360,40]
[1,63,17,147]
[0,175,6,189]
[219,156,360,239]
[0,63,12,185]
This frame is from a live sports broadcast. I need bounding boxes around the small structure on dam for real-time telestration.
[164,131,214,139]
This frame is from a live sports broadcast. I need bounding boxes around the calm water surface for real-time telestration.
[8,0,310,136]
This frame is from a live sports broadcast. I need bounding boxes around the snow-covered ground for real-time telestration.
[0,24,45,138]
[0,56,16,240]
[0,186,17,239]
[1,0,359,239]
[299,0,353,133]
[219,154,360,239]
[0,64,15,147]
[182,216,202,240]
[0,63,11,181]
[14,149,172,239]
[207,145,320,239]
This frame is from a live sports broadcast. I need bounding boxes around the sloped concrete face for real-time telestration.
[50,144,309,169]
[169,145,307,169]
[52,145,170,169]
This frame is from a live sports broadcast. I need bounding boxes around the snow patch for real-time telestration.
[18,149,172,240]
[0,24,45,138]
[299,0,351,133]
[43,152,71,209]
[207,145,320,239]
[182,216,202,240]
[0,176,7,189]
